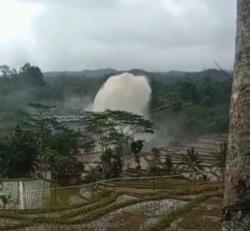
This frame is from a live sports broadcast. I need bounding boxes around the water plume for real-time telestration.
[93,73,151,116]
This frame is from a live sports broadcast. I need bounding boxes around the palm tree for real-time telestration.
[145,148,162,174]
[164,154,173,175]
[181,147,203,182]
[212,142,227,181]
[223,1,250,230]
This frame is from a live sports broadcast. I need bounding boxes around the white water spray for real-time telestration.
[93,73,151,116]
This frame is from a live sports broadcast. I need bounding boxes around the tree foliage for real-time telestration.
[83,110,154,153]
[212,142,227,169]
[0,126,38,178]
[0,63,231,141]
[180,147,203,181]
[164,154,173,175]
[131,140,144,170]
[0,103,83,179]
[83,110,154,177]
[151,75,231,140]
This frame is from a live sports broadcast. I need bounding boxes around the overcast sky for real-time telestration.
[0,0,236,72]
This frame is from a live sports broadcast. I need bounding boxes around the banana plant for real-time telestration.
[0,181,11,209]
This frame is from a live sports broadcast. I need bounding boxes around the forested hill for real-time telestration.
[44,68,117,79]
[44,68,232,83]
[0,63,232,140]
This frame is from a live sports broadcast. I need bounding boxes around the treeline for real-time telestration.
[0,103,82,179]
[151,75,231,140]
[0,63,232,140]
[0,64,106,131]
[0,104,153,181]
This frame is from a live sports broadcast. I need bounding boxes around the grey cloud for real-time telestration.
[1,0,236,71]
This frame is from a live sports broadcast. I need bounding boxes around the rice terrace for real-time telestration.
[0,134,227,230]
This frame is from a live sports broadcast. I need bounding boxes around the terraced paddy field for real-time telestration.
[0,177,223,231]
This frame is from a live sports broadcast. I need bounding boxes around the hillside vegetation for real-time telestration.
[0,64,231,140]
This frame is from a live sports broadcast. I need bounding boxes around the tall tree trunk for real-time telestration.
[223,0,250,230]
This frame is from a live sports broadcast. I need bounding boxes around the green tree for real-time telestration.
[180,147,203,182]
[164,154,173,175]
[145,148,162,175]
[83,110,154,176]
[131,140,144,170]
[80,134,96,153]
[0,126,38,178]
[0,65,17,78]
[21,103,57,177]
[200,77,217,106]
[110,150,122,177]
[101,148,113,178]
[19,63,45,87]
[1,103,83,181]
[85,166,102,183]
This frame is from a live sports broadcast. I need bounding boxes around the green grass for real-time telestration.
[178,197,222,231]
[0,189,111,215]
[146,192,222,231]
[0,178,223,231]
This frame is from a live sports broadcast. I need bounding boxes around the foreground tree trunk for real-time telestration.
[223,0,250,230]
